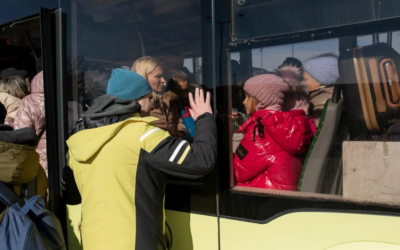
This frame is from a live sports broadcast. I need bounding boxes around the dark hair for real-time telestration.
[279,57,303,71]
[166,70,188,92]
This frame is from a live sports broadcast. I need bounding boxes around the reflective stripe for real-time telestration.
[140,127,161,142]
[169,140,188,162]
[177,145,191,164]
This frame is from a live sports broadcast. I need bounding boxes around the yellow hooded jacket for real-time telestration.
[67,112,216,250]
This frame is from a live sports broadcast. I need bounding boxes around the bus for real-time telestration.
[1,0,400,249]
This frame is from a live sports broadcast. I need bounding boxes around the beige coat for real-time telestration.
[0,93,22,127]
[14,71,47,174]
[309,86,334,127]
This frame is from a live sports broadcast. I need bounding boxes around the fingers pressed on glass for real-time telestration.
[206,92,210,105]
[196,88,200,103]
[189,92,195,107]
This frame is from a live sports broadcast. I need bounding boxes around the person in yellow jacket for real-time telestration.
[66,69,216,250]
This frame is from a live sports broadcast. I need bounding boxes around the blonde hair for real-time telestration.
[245,92,260,115]
[131,56,163,79]
[0,76,30,99]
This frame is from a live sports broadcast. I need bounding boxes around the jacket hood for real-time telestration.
[238,109,313,155]
[31,71,44,94]
[84,95,141,118]
[0,93,21,119]
[276,65,309,96]
[67,116,157,162]
[0,127,37,146]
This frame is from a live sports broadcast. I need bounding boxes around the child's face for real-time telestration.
[243,92,258,115]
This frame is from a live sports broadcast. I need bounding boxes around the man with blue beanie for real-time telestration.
[65,68,217,250]
[303,53,339,126]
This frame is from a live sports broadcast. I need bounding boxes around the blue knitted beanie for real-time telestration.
[107,68,152,101]
[304,54,339,85]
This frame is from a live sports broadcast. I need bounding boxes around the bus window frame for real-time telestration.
[230,0,400,42]
[229,17,400,49]
[223,18,400,209]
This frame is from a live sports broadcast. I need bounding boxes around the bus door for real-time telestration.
[40,6,69,241]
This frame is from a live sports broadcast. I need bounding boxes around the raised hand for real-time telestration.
[189,88,212,121]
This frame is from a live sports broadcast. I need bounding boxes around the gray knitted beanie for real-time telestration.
[304,53,339,85]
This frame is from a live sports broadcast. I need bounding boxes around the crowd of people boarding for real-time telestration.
[0,51,339,250]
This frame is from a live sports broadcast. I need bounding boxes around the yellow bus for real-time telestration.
[1,0,400,249]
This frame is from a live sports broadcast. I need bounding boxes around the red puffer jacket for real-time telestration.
[234,109,315,191]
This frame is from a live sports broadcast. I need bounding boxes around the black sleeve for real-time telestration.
[61,165,82,205]
[143,113,217,179]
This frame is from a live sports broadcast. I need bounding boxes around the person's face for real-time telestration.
[243,92,256,115]
[175,79,189,100]
[137,93,153,117]
[147,66,165,93]
[303,71,321,92]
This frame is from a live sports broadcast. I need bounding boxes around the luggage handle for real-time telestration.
[384,61,399,103]
[19,195,45,216]
[380,59,400,108]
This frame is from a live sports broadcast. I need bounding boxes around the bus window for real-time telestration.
[65,0,217,215]
[226,31,400,207]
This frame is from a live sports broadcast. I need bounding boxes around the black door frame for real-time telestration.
[40,6,68,235]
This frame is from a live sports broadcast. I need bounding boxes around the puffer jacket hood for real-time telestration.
[234,109,315,190]
[67,115,157,162]
[31,71,44,94]
[68,94,149,162]
[277,65,310,115]
[276,65,308,96]
[70,95,141,134]
[84,94,141,118]
[0,93,22,126]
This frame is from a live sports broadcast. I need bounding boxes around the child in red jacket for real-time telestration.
[233,73,315,191]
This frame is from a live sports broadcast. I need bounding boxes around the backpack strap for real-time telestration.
[22,177,37,199]
[20,195,45,216]
[0,181,19,207]
[36,126,46,146]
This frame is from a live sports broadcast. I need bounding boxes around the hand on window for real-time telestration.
[189,88,212,121]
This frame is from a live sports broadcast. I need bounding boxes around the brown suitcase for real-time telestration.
[339,43,400,138]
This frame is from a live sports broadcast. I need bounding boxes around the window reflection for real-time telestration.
[228,30,400,205]
[67,0,207,131]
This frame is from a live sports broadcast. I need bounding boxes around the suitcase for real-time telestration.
[339,43,400,139]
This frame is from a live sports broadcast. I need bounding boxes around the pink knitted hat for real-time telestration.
[243,73,289,109]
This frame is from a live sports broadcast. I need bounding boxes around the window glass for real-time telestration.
[250,39,338,77]
[64,0,216,215]
[392,31,400,53]
[357,33,389,46]
[228,30,400,207]
[184,58,194,73]
[65,0,210,131]
[233,0,400,41]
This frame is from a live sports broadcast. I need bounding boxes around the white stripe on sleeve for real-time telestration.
[169,140,188,162]
[140,127,161,142]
